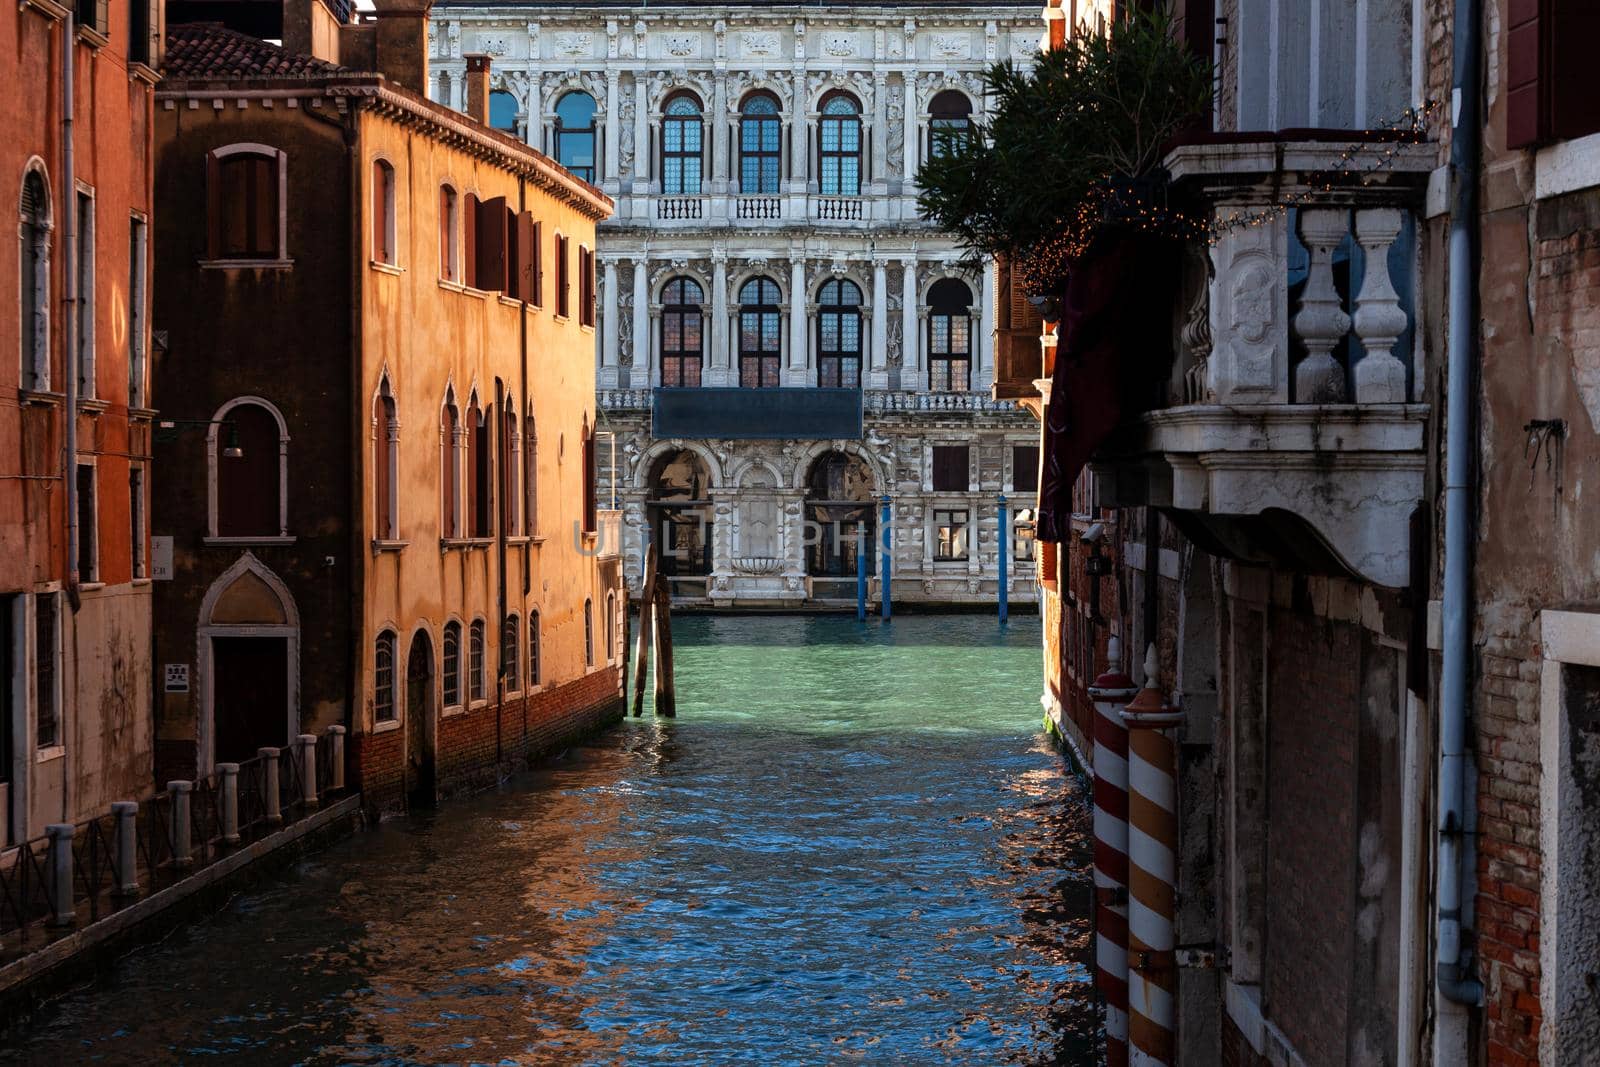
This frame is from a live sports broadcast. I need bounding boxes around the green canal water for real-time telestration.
[10,615,1095,1065]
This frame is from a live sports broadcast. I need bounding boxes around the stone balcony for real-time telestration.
[1088,138,1435,589]
[613,190,924,229]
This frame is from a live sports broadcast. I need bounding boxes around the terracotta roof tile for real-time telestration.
[164,22,353,79]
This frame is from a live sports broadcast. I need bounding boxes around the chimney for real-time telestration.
[370,0,433,92]
[465,54,491,125]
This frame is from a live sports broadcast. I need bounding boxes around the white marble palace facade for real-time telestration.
[429,3,1041,609]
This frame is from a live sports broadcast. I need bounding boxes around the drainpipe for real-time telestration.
[1436,0,1485,1008]
[62,11,80,615]
[495,377,507,766]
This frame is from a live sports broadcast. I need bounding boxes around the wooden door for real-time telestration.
[212,636,289,765]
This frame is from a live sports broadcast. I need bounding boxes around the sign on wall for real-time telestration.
[151,536,174,580]
[164,664,189,693]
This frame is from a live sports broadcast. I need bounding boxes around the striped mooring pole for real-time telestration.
[1119,644,1185,1067]
[1088,634,1138,1067]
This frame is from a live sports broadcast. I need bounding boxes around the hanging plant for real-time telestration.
[916,10,1212,296]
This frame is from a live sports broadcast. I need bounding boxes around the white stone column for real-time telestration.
[710,251,730,385]
[451,71,464,112]
[790,66,809,188]
[630,258,650,388]
[871,72,888,187]
[977,258,997,391]
[1352,207,1409,403]
[901,73,919,185]
[868,257,889,389]
[786,257,809,386]
[600,257,621,387]
[632,71,651,192]
[900,256,922,390]
[713,71,730,191]
[604,70,622,190]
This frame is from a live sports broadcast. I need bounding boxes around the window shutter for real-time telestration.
[1506,0,1542,148]
[94,0,108,34]
[932,445,969,493]
[533,221,544,305]
[993,255,1046,399]
[438,187,452,280]
[515,210,536,302]
[372,162,387,262]
[206,152,222,260]
[463,193,478,288]
[146,0,161,66]
[476,195,508,292]
[1548,0,1600,142]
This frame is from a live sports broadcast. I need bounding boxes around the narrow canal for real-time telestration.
[12,615,1095,1066]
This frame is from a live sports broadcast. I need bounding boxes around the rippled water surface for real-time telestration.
[11,615,1094,1066]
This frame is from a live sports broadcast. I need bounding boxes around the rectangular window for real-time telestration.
[371,160,394,264]
[463,193,479,288]
[34,594,58,749]
[475,195,508,292]
[934,508,969,561]
[556,235,571,318]
[130,467,147,579]
[76,463,97,583]
[532,221,544,307]
[211,152,280,260]
[1013,445,1040,495]
[128,216,148,408]
[580,246,597,327]
[77,191,95,399]
[931,445,969,493]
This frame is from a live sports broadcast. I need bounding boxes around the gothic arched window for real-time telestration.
[555,91,597,183]
[661,93,704,195]
[738,277,782,388]
[739,93,782,194]
[817,278,863,389]
[661,276,705,387]
[819,93,862,196]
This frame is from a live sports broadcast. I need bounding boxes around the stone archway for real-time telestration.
[647,448,715,578]
[804,451,878,580]
[198,554,299,776]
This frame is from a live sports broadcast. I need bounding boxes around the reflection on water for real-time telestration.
[11,616,1095,1066]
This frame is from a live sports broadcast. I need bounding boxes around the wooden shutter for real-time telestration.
[514,210,536,302]
[932,445,969,493]
[1506,0,1542,148]
[582,425,596,533]
[476,195,508,293]
[372,162,387,262]
[463,193,478,288]
[1548,1,1600,141]
[993,255,1046,400]
[533,221,544,306]
[206,152,222,260]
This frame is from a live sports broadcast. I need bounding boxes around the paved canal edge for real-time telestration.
[0,796,363,1032]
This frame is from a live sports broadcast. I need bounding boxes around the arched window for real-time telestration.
[20,169,50,390]
[467,394,490,537]
[661,93,704,195]
[500,402,518,536]
[582,415,597,534]
[805,452,877,577]
[555,92,597,183]
[738,277,782,388]
[928,91,974,158]
[661,276,705,387]
[584,599,594,667]
[371,158,396,265]
[469,618,486,702]
[208,145,285,260]
[646,449,713,577]
[819,94,862,196]
[739,93,782,194]
[528,610,541,687]
[502,614,520,691]
[373,378,398,541]
[212,398,287,538]
[928,278,975,393]
[375,630,397,722]
[438,184,459,282]
[441,387,461,539]
[817,278,863,388]
[522,407,537,536]
[442,620,462,708]
[605,593,617,662]
[489,89,518,133]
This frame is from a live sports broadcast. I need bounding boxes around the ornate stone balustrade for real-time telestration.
[601,388,1020,415]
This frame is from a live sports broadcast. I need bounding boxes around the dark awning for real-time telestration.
[652,388,862,441]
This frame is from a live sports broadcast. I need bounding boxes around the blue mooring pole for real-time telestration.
[997,494,1009,625]
[856,521,867,621]
[879,495,892,621]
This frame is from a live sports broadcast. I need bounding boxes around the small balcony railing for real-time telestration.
[656,197,704,221]
[736,196,783,221]
[812,196,864,222]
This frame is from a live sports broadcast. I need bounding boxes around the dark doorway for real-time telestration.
[0,599,12,845]
[406,630,436,808]
[647,450,713,577]
[805,452,876,577]
[212,637,289,765]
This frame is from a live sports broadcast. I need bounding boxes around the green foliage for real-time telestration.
[916,10,1211,290]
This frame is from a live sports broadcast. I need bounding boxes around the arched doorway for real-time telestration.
[805,451,876,578]
[406,629,436,808]
[199,555,299,776]
[647,449,713,578]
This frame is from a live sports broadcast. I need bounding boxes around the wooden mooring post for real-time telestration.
[629,542,677,717]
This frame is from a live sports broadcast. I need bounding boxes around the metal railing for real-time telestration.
[0,725,348,960]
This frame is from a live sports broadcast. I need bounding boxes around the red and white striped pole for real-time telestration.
[1120,644,1184,1067]
[1088,634,1137,1067]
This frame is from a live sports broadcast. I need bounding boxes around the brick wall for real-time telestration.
[1221,1015,1267,1067]
[1264,606,1358,1067]
[355,666,624,815]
